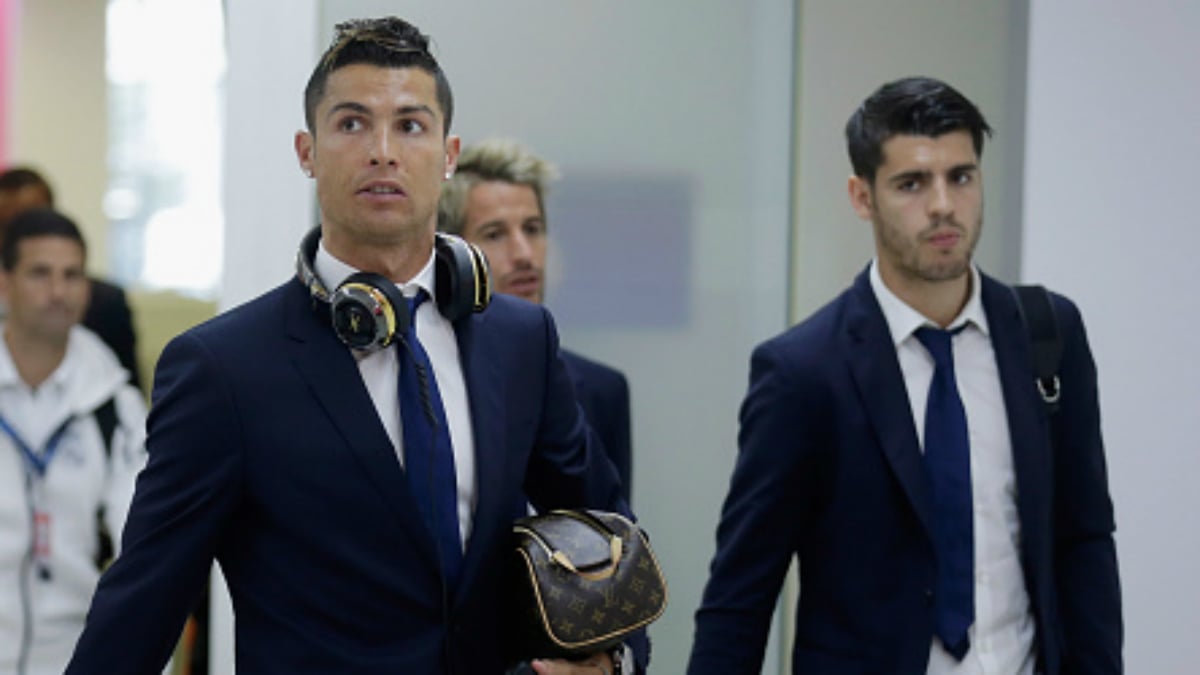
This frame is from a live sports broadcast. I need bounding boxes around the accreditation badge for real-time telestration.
[33,508,53,580]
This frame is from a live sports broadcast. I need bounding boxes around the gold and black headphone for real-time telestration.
[295,226,491,352]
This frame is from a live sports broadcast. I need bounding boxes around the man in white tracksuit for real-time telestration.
[0,208,146,674]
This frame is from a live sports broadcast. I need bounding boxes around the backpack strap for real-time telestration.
[93,396,118,459]
[1011,285,1063,413]
[91,396,119,569]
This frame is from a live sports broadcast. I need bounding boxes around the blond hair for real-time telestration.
[438,139,558,235]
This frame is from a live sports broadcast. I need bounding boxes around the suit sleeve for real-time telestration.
[605,371,633,503]
[688,340,824,675]
[68,332,244,674]
[524,308,629,518]
[1051,296,1123,673]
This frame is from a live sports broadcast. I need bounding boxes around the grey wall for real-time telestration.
[1022,1,1200,671]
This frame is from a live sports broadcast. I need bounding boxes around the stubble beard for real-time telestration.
[877,213,983,285]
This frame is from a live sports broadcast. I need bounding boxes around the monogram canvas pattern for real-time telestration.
[511,510,667,659]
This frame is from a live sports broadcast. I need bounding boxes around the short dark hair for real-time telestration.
[303,17,453,135]
[845,77,992,183]
[0,166,55,205]
[1,208,86,271]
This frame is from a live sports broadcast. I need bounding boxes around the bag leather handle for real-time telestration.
[541,510,626,580]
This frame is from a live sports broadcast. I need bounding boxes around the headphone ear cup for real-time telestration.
[330,272,409,351]
[434,233,492,323]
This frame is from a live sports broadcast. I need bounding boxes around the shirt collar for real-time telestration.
[313,238,437,300]
[0,325,73,392]
[868,259,990,347]
[0,330,20,389]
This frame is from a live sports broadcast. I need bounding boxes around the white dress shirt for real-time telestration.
[869,261,1036,675]
[315,241,477,549]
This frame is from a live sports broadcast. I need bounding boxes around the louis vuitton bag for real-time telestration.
[510,509,667,659]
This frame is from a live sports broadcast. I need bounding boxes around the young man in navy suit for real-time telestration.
[439,139,634,502]
[689,77,1121,674]
[68,17,631,675]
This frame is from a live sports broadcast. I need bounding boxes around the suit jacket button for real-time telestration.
[924,589,934,606]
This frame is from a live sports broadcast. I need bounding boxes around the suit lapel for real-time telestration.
[282,282,441,570]
[981,276,1052,541]
[841,271,1053,556]
[452,310,509,602]
[844,270,937,540]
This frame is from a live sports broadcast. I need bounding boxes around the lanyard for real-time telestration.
[1,414,77,580]
[0,414,75,478]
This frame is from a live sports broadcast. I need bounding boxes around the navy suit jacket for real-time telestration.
[689,269,1121,674]
[561,349,633,502]
[67,279,628,674]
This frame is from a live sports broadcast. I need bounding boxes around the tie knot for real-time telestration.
[914,325,962,369]
[406,289,429,320]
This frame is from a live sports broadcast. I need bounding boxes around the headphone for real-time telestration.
[295,226,491,352]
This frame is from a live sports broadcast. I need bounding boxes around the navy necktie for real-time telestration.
[399,290,463,588]
[914,325,974,660]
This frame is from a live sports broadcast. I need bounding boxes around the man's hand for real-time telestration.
[530,651,614,675]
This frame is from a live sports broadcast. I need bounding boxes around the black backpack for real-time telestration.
[92,397,119,570]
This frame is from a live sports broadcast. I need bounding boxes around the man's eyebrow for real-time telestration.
[324,101,370,121]
[886,163,978,184]
[323,102,440,128]
[887,169,931,185]
[395,104,436,118]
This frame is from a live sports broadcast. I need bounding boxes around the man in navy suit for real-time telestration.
[439,139,634,502]
[688,77,1121,674]
[67,17,629,674]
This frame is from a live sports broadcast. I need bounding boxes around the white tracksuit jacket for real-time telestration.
[0,325,147,675]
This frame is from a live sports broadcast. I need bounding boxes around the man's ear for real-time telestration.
[443,135,461,181]
[847,174,874,221]
[295,130,315,178]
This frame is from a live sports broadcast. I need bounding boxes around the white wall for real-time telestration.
[220,0,318,311]
[1022,2,1200,671]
